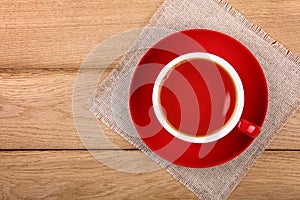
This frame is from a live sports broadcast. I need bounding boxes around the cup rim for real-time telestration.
[152,52,244,143]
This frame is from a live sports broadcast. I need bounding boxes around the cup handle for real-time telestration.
[237,119,261,139]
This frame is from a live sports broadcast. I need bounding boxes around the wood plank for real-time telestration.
[0,150,299,199]
[0,0,299,69]
[0,150,196,200]
[0,0,163,69]
[0,69,132,149]
[0,69,299,150]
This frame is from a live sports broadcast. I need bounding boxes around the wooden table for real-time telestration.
[0,0,299,199]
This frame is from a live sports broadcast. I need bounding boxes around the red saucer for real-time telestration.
[129,29,268,168]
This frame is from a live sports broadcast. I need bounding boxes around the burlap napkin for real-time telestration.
[89,0,300,199]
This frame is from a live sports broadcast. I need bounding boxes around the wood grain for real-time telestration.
[0,150,299,200]
[0,150,196,200]
[0,69,299,150]
[0,0,299,69]
[230,151,300,199]
[0,0,299,199]
[0,0,163,69]
[0,69,133,149]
